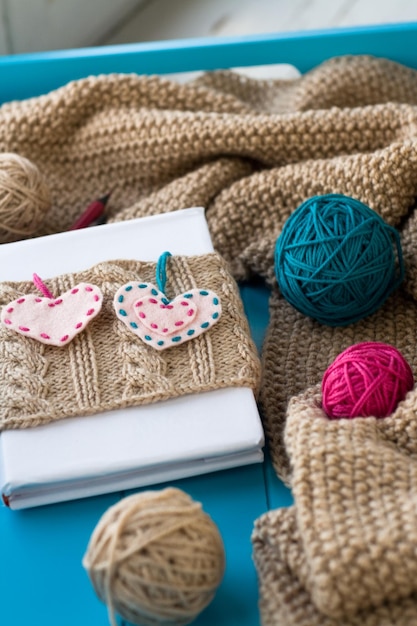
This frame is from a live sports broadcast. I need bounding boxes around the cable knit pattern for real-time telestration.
[54,272,101,411]
[114,304,173,401]
[0,324,50,427]
[169,256,216,387]
[0,254,260,430]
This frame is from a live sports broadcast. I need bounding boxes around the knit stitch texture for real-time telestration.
[261,284,417,483]
[252,508,417,626]
[2,50,417,625]
[0,56,415,282]
[1,54,417,468]
[0,254,260,430]
[252,384,417,625]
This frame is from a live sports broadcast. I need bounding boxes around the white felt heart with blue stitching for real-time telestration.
[113,282,221,350]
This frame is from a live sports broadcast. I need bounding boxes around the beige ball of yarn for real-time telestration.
[82,488,226,626]
[0,152,51,243]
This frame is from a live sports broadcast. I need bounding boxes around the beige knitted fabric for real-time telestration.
[261,281,417,484]
[0,254,260,430]
[252,385,417,626]
[253,508,417,626]
[1,54,417,455]
[0,56,416,282]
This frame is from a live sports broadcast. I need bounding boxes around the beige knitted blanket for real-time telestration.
[252,385,417,625]
[1,54,417,454]
[0,56,416,283]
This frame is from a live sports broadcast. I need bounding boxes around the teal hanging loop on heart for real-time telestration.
[113,251,223,351]
[156,251,172,299]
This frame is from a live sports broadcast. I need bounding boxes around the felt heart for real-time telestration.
[134,294,197,336]
[114,282,222,351]
[1,283,103,346]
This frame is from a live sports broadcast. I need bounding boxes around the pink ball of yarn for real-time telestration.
[322,342,414,419]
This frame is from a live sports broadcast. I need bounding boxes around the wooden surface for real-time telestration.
[0,465,277,626]
[0,281,291,626]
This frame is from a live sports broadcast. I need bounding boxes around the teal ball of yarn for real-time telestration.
[274,194,404,326]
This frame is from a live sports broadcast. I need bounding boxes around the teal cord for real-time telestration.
[156,251,172,294]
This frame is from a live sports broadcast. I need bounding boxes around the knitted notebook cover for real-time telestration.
[0,211,264,508]
[252,385,417,626]
[0,253,260,430]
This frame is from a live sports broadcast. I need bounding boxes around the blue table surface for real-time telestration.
[0,281,293,626]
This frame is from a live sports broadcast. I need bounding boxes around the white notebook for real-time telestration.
[0,207,264,509]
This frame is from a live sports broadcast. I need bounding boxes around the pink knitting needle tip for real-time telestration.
[69,191,113,230]
[33,273,54,299]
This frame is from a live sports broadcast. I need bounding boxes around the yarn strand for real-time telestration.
[156,251,172,295]
[32,273,54,299]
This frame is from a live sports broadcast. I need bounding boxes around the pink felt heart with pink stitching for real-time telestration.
[114,282,222,350]
[1,283,103,346]
[134,294,197,336]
